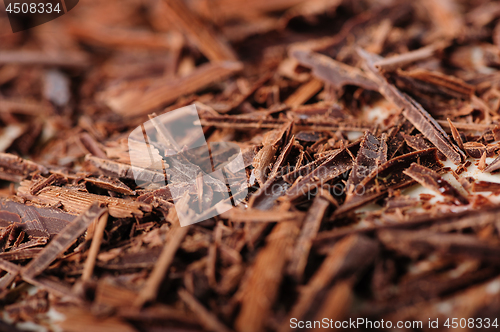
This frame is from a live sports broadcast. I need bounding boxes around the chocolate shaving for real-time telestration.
[0,248,42,261]
[472,181,500,192]
[83,176,135,195]
[358,48,466,164]
[161,0,237,62]
[0,199,75,238]
[178,288,232,332]
[285,143,359,202]
[278,235,378,332]
[29,173,67,195]
[373,43,446,71]
[235,221,300,332]
[346,132,387,198]
[199,114,370,132]
[463,142,497,159]
[135,226,189,306]
[396,68,475,99]
[402,133,430,151]
[447,118,465,151]
[0,153,48,182]
[484,155,500,173]
[22,202,107,280]
[252,122,292,185]
[336,148,440,215]
[287,189,333,281]
[18,181,151,218]
[403,163,469,205]
[379,230,500,263]
[100,61,243,116]
[96,247,163,270]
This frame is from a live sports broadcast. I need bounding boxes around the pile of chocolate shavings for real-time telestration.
[1,0,500,331]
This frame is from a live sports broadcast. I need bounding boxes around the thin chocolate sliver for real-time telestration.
[403,163,469,205]
[21,202,107,280]
[346,132,387,199]
[358,48,466,164]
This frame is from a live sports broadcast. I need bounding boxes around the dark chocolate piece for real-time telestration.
[483,154,500,173]
[291,49,379,91]
[335,148,440,215]
[22,202,107,280]
[403,163,469,205]
[358,48,466,164]
[346,132,387,198]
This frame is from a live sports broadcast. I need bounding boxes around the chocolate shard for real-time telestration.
[386,118,414,159]
[403,163,469,205]
[0,199,75,238]
[83,176,135,195]
[373,43,445,71]
[291,49,379,91]
[235,221,300,332]
[248,176,292,210]
[358,48,466,164]
[278,235,378,332]
[247,134,298,211]
[483,154,500,173]
[335,148,440,216]
[447,118,465,151]
[0,153,48,182]
[378,230,500,263]
[472,181,500,192]
[267,133,295,181]
[395,68,475,99]
[29,173,67,195]
[285,146,356,202]
[12,237,48,251]
[283,150,336,184]
[252,122,292,185]
[346,132,387,199]
[17,181,151,219]
[465,142,497,159]
[21,202,107,280]
[287,189,334,281]
[401,133,430,151]
[97,248,163,270]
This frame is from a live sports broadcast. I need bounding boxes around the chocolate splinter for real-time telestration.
[358,48,466,165]
[403,163,469,205]
[21,202,108,280]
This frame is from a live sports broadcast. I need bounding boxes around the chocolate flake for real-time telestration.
[346,132,387,198]
[484,154,500,173]
[5,1,500,330]
[403,163,469,205]
[21,203,107,280]
[358,48,466,164]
